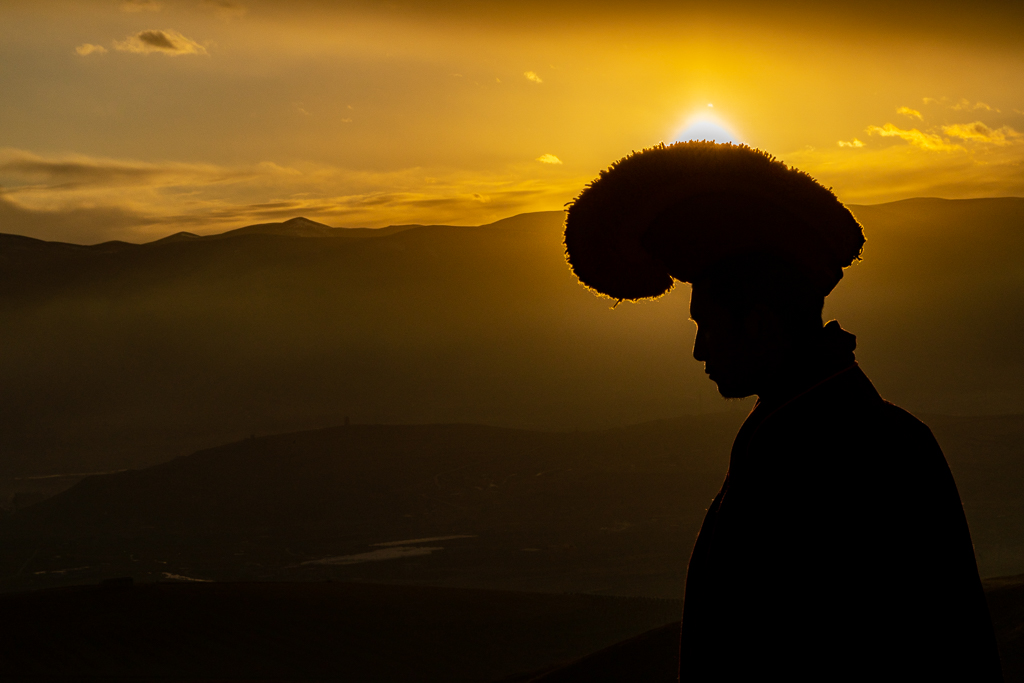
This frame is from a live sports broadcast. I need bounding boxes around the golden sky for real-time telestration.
[2,0,1023,242]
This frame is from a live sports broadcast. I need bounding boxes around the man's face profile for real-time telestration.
[689,284,777,399]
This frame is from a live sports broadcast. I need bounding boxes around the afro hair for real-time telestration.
[563,141,865,302]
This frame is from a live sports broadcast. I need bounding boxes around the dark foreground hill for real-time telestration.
[1,576,1020,682]
[0,580,681,682]
[4,413,1022,595]
[2,198,1024,478]
[528,574,1024,683]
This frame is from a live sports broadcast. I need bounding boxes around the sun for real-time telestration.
[672,111,741,144]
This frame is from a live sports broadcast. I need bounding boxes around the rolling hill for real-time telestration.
[2,198,1023,479]
[0,580,682,682]
[0,416,741,598]
[4,411,1021,595]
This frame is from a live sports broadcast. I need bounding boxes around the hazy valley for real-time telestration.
[2,197,1024,480]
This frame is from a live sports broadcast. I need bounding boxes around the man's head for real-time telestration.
[563,143,865,306]
[561,142,865,398]
[688,256,825,398]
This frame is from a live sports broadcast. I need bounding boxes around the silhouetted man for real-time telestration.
[563,142,1002,681]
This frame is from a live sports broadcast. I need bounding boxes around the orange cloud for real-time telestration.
[523,71,543,83]
[952,98,999,112]
[536,154,562,164]
[202,0,246,19]
[121,0,161,11]
[837,139,864,148]
[866,123,962,152]
[113,30,207,56]
[942,122,1022,146]
[0,148,582,242]
[897,106,923,120]
[75,44,108,56]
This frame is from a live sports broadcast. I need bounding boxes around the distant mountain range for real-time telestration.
[1,198,1023,478]
[1,216,419,251]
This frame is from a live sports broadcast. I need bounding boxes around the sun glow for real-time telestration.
[673,115,741,145]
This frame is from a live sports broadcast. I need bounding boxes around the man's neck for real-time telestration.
[756,321,857,407]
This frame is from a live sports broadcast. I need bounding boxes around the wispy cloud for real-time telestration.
[121,0,161,11]
[786,142,1024,205]
[201,0,246,19]
[536,154,562,164]
[0,149,580,243]
[523,71,543,83]
[0,194,149,245]
[788,110,1024,204]
[952,98,999,112]
[863,120,1021,152]
[837,139,864,148]
[922,96,1001,113]
[866,123,963,152]
[0,149,248,191]
[113,30,207,56]
[75,44,108,56]
[942,122,1022,146]
[896,106,923,120]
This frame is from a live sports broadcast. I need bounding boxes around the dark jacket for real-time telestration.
[679,324,1002,681]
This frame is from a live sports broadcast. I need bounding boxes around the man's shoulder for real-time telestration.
[849,399,955,491]
[816,367,937,439]
[769,369,944,457]
[877,399,933,432]
[879,400,948,454]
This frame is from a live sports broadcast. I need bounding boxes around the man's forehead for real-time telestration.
[689,284,735,321]
[688,286,712,319]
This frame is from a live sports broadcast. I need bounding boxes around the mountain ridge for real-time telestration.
[4,197,1023,250]
[3,197,1022,251]
[0,210,568,249]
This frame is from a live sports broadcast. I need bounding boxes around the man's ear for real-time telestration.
[743,304,786,348]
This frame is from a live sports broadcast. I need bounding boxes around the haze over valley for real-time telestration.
[3,198,1023,479]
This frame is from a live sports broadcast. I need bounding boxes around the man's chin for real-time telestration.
[711,378,755,399]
